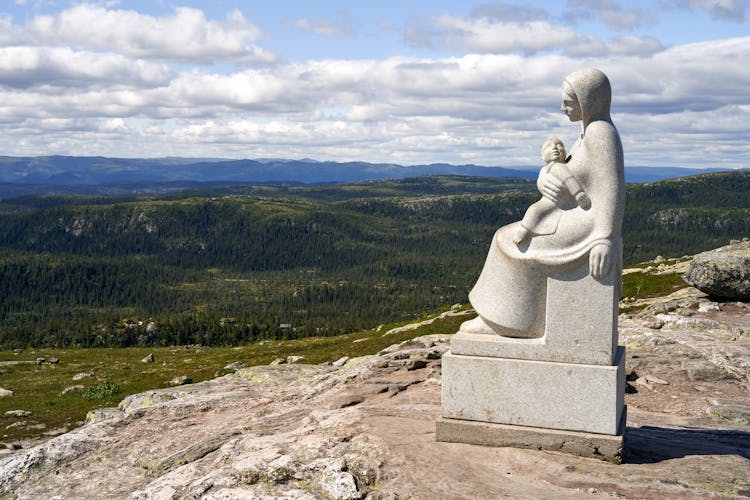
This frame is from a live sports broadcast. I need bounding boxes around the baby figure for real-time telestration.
[513,138,591,245]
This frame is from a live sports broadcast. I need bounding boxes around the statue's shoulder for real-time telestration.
[582,120,622,158]
[583,119,617,140]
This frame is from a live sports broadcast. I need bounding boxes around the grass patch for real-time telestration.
[621,271,688,300]
[0,311,469,445]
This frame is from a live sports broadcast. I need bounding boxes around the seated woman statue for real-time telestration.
[461,68,625,339]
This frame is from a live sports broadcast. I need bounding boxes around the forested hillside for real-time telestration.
[0,172,747,348]
[623,171,750,262]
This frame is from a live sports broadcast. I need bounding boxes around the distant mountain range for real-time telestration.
[0,155,737,199]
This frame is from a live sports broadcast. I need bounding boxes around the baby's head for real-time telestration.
[541,138,566,163]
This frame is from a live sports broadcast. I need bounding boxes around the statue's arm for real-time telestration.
[556,164,591,210]
[536,165,565,205]
[583,121,625,279]
[556,164,584,195]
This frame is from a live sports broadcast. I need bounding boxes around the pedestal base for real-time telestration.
[436,412,625,463]
[442,347,625,435]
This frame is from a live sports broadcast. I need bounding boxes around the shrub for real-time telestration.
[82,379,122,400]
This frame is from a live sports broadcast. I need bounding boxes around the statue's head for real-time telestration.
[541,137,566,163]
[561,68,612,128]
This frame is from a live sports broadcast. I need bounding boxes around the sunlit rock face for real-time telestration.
[684,240,750,300]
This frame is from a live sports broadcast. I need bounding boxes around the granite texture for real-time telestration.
[452,262,618,365]
[441,347,625,435]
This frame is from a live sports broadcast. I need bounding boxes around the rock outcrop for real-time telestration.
[683,240,750,300]
[1,303,749,498]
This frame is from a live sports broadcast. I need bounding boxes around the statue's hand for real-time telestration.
[537,172,565,205]
[589,244,612,280]
[575,192,591,210]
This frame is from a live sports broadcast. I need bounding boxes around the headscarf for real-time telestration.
[563,68,612,132]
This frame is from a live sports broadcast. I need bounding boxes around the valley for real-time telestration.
[1,172,749,349]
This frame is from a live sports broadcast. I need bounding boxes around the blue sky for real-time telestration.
[1,0,749,168]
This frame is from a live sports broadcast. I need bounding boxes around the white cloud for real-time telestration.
[100,118,129,132]
[407,16,586,55]
[405,14,664,56]
[565,0,654,30]
[675,0,750,22]
[611,37,750,113]
[0,26,747,168]
[0,46,172,89]
[3,5,275,64]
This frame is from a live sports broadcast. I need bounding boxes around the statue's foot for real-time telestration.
[459,316,495,334]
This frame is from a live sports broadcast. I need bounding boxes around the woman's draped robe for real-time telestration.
[469,119,624,338]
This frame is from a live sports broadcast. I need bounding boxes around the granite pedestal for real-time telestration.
[437,264,626,462]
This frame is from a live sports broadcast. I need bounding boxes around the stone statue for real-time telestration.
[513,137,591,246]
[460,68,625,339]
[438,69,626,459]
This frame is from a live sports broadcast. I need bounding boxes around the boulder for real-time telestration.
[332,356,349,368]
[0,388,13,398]
[60,385,85,396]
[141,353,155,363]
[317,460,360,500]
[683,242,750,300]
[72,372,93,381]
[223,362,246,371]
[5,410,32,417]
[214,362,246,378]
[168,376,192,386]
[642,317,665,330]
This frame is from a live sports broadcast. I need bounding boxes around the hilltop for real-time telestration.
[0,277,748,498]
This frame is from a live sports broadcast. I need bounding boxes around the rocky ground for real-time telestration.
[1,288,749,499]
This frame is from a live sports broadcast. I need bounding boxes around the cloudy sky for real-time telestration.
[1,1,749,168]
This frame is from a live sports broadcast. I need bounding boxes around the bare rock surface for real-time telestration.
[1,314,749,498]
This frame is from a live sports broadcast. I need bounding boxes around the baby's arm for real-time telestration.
[556,164,591,210]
